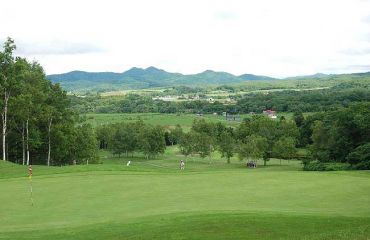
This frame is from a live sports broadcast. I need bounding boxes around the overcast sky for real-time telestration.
[1,0,370,77]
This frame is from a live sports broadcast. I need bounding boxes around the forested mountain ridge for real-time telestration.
[47,67,370,92]
[46,67,275,91]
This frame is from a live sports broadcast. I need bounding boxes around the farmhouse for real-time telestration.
[263,109,277,119]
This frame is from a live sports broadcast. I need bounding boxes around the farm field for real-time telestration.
[1,147,370,240]
[84,113,241,128]
[83,112,307,128]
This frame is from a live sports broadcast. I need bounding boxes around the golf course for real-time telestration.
[1,147,369,240]
[2,0,370,238]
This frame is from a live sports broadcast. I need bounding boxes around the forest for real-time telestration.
[0,38,98,166]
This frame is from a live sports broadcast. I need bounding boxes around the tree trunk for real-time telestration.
[264,159,267,166]
[22,122,25,165]
[6,141,8,162]
[47,118,52,166]
[26,119,30,166]
[2,92,9,161]
[209,145,212,164]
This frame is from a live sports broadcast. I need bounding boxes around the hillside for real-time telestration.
[47,67,275,92]
[47,67,370,93]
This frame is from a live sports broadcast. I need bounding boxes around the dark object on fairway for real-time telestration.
[247,161,257,168]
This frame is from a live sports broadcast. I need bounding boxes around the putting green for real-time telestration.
[1,160,369,239]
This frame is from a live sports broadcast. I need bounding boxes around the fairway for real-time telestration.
[1,148,370,240]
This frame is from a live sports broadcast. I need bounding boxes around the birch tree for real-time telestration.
[0,38,16,161]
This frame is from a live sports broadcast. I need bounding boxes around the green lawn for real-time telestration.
[1,147,370,239]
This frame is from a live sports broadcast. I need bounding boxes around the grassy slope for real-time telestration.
[1,148,370,239]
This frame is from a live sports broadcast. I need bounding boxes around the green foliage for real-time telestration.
[111,123,139,156]
[99,121,166,159]
[217,131,235,163]
[0,39,99,166]
[309,103,370,167]
[236,88,370,113]
[303,160,350,171]
[178,131,197,157]
[347,143,370,169]
[272,137,297,160]
[190,119,221,161]
[293,111,304,127]
[139,125,166,159]
[167,124,183,145]
[238,134,268,165]
[236,116,299,165]
[72,124,100,164]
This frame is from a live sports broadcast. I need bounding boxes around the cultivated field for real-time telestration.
[1,147,370,239]
[84,113,242,128]
[83,112,302,129]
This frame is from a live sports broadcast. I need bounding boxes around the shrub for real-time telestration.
[303,160,350,171]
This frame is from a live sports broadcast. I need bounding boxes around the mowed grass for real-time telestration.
[1,147,370,239]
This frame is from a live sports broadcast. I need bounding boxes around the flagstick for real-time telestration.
[28,165,34,206]
[29,176,34,206]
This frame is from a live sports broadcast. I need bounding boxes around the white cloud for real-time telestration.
[1,0,370,77]
[13,40,104,55]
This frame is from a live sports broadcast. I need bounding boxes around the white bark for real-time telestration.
[47,118,52,166]
[22,122,25,165]
[26,119,30,166]
[2,92,9,161]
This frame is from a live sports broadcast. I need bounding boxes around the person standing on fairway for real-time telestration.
[180,160,185,170]
[127,160,131,166]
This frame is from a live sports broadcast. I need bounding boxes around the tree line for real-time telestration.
[294,103,370,170]
[0,38,98,165]
[96,116,300,166]
[97,103,369,170]
[96,121,166,159]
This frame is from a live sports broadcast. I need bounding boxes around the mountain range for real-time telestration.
[46,67,277,92]
[46,67,370,92]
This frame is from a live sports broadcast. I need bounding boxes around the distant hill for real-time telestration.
[47,67,370,92]
[47,67,276,92]
[285,73,329,80]
[238,73,276,81]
